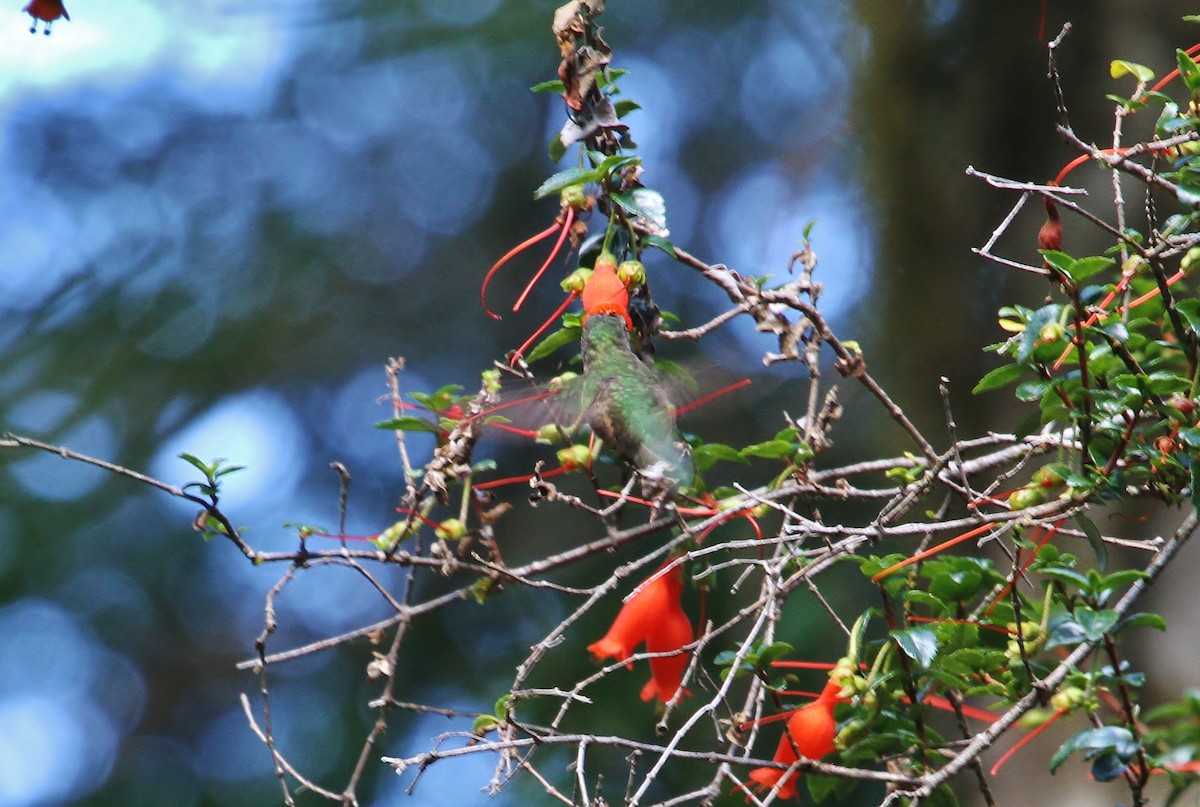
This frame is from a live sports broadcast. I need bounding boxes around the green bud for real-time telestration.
[481,368,502,394]
[561,268,591,293]
[561,185,587,209]
[617,259,645,286]
[436,518,467,541]
[556,444,592,469]
[1050,686,1086,712]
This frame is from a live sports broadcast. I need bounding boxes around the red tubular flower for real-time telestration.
[748,679,845,801]
[587,562,693,704]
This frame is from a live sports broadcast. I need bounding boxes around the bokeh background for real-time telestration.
[1,1,1198,805]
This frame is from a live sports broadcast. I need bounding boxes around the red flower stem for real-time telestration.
[508,291,578,366]
[395,508,444,531]
[673,378,752,416]
[871,523,995,582]
[512,207,575,313]
[487,422,541,439]
[458,389,558,427]
[481,223,560,320]
[989,708,1067,776]
[473,464,570,491]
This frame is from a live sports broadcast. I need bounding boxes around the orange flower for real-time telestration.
[581,256,632,329]
[748,679,845,800]
[587,562,693,703]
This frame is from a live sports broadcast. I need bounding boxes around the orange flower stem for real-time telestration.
[871,523,995,582]
[990,708,1068,776]
[512,207,575,313]
[481,222,560,320]
[672,378,753,416]
[508,291,579,366]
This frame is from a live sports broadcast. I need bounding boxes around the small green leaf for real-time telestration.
[530,79,565,94]
[973,363,1026,394]
[1110,60,1155,82]
[1069,256,1114,281]
[740,439,794,460]
[548,133,567,163]
[374,416,440,433]
[525,326,581,363]
[1075,514,1108,572]
[1178,49,1200,95]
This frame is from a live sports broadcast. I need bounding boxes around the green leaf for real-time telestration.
[1192,461,1200,512]
[1075,608,1119,641]
[548,133,567,163]
[1178,49,1200,95]
[524,326,581,363]
[1050,726,1137,774]
[890,627,939,667]
[691,442,748,473]
[614,99,641,118]
[973,363,1026,394]
[530,79,565,94]
[1115,612,1166,633]
[374,416,440,433]
[739,439,795,460]
[642,234,676,257]
[611,188,668,231]
[1110,60,1155,83]
[1069,256,1115,281]
[1175,298,1200,335]
[534,166,599,200]
[1074,514,1107,571]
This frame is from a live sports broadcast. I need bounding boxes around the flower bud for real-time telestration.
[436,518,467,541]
[561,268,591,294]
[556,444,593,469]
[617,259,646,286]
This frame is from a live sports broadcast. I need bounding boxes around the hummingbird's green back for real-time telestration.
[580,314,693,497]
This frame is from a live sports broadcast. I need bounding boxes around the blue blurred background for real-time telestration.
[1,1,1196,805]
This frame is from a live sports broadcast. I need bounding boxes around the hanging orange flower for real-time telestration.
[748,679,846,800]
[587,561,693,703]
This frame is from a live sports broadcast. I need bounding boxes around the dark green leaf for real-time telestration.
[890,627,939,667]
[614,99,641,118]
[534,166,600,199]
[642,234,676,257]
[1050,725,1135,773]
[530,79,565,94]
[1075,515,1108,572]
[548,133,567,163]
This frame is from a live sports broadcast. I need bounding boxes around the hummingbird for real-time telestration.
[576,255,693,499]
[24,0,69,34]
